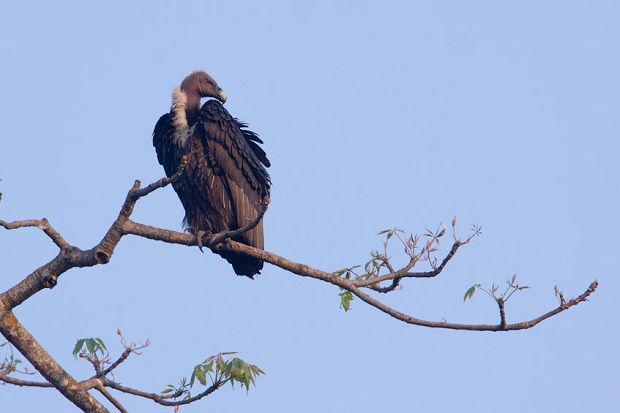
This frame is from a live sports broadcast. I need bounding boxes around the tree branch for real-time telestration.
[101,347,133,377]
[0,171,598,412]
[0,311,109,412]
[0,370,53,387]
[100,376,222,407]
[0,218,70,250]
[1,173,598,334]
[223,241,598,331]
[95,380,128,413]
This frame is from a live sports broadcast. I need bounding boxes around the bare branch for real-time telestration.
[0,370,53,387]
[0,370,101,391]
[0,218,70,250]
[130,155,187,199]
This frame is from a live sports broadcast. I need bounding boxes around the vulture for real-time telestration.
[153,71,271,277]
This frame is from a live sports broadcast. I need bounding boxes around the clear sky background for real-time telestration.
[1,1,618,412]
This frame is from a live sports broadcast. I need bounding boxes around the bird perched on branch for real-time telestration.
[153,71,271,277]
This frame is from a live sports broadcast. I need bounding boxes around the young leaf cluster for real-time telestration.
[73,338,109,366]
[338,290,354,312]
[332,267,359,311]
[165,352,264,400]
[333,220,482,311]
[463,274,530,304]
[1,342,30,375]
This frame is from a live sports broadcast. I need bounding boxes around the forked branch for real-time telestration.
[0,171,598,412]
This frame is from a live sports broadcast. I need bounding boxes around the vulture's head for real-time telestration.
[180,70,227,103]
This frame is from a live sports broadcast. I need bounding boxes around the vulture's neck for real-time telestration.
[171,87,201,130]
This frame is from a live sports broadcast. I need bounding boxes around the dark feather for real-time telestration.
[153,100,271,277]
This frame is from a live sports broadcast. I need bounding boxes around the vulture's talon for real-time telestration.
[196,230,207,252]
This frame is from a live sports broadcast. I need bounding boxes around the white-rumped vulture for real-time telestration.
[153,71,271,277]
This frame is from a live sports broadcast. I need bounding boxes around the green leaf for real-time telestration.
[194,366,207,386]
[73,339,85,358]
[463,285,479,302]
[250,364,265,376]
[332,266,360,277]
[86,339,96,355]
[216,356,225,374]
[95,338,107,352]
[161,388,174,394]
[203,360,214,374]
[339,291,354,312]
[189,370,196,388]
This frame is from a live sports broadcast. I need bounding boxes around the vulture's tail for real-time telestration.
[217,250,263,278]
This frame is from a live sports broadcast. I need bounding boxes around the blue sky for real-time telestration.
[1,1,618,412]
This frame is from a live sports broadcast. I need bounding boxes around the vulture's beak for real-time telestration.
[217,87,227,103]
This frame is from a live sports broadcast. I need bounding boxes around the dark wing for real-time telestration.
[235,119,271,168]
[194,100,270,276]
[153,113,179,177]
[153,112,203,230]
[195,100,270,240]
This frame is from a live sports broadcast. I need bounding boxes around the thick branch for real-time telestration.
[0,177,187,411]
[0,171,185,310]
[0,311,108,412]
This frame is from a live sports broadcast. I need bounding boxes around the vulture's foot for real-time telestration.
[196,230,210,252]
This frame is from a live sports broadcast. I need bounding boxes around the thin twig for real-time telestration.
[498,299,507,328]
[0,218,70,250]
[101,348,132,377]
[355,241,462,289]
[101,377,222,407]
[0,370,53,387]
